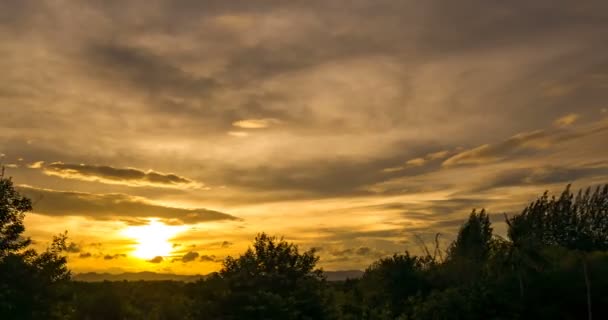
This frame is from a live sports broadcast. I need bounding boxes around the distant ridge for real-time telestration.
[73,270,364,282]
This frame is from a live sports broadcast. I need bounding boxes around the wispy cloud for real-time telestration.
[232,118,282,129]
[554,113,580,127]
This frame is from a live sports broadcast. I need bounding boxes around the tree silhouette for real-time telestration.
[0,171,71,319]
[358,253,432,319]
[443,209,493,286]
[0,170,32,257]
[191,233,333,320]
[507,184,608,320]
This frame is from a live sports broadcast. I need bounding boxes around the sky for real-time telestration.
[1,0,608,275]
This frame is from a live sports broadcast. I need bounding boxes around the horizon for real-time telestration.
[2,0,608,276]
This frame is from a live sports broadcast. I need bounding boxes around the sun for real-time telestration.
[122,220,185,260]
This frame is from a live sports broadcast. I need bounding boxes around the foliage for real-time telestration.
[0,172,32,257]
[0,173,71,320]
[190,233,335,320]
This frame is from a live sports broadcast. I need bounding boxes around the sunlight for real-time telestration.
[122,219,186,260]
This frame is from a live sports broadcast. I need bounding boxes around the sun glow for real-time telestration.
[123,220,186,260]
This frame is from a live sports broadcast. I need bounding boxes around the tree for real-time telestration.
[507,184,608,320]
[448,209,493,262]
[358,253,432,319]
[0,171,71,319]
[0,169,32,257]
[443,209,493,285]
[191,233,334,320]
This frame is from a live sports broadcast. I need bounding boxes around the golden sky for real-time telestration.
[1,0,608,274]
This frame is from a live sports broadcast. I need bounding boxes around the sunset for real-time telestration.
[1,1,608,319]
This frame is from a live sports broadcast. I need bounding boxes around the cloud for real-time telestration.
[232,118,282,129]
[148,256,164,263]
[554,113,580,127]
[473,164,608,193]
[200,255,221,262]
[328,246,385,259]
[443,119,608,168]
[388,150,452,171]
[66,242,81,253]
[220,241,233,248]
[405,158,426,167]
[181,251,199,263]
[442,130,551,167]
[41,162,202,189]
[17,186,239,225]
[27,161,44,169]
[227,131,249,137]
[85,43,218,100]
[104,254,127,260]
[355,247,372,256]
[79,252,92,258]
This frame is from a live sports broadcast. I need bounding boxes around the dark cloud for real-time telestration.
[104,254,126,260]
[42,162,201,188]
[66,242,81,253]
[200,255,221,263]
[327,246,386,261]
[148,256,164,264]
[78,252,92,258]
[332,249,352,257]
[181,251,199,263]
[220,241,233,248]
[85,42,218,99]
[355,247,372,256]
[17,186,238,225]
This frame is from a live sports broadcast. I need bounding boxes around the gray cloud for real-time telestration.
[104,253,127,260]
[355,247,372,256]
[66,242,81,253]
[148,256,164,263]
[42,162,202,188]
[200,255,222,263]
[17,186,238,225]
[181,251,199,263]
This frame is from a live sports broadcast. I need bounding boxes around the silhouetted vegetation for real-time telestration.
[2,171,608,319]
[0,171,71,319]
